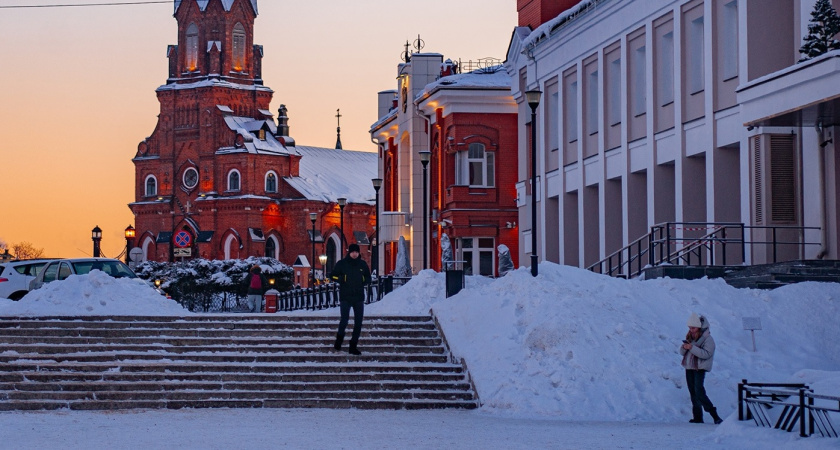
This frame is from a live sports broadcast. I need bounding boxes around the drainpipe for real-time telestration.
[816,123,829,259]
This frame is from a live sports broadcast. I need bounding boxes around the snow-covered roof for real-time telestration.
[284,146,377,205]
[157,78,273,93]
[420,66,511,98]
[214,115,299,157]
[174,0,258,15]
[523,0,606,49]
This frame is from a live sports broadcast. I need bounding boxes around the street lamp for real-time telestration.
[124,225,135,264]
[419,151,431,270]
[91,226,102,258]
[309,212,317,287]
[525,89,542,277]
[371,178,382,275]
[319,254,327,281]
[337,197,347,253]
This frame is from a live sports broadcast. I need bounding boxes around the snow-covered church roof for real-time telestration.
[284,147,377,205]
[174,0,258,15]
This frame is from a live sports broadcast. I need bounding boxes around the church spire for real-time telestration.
[335,108,343,150]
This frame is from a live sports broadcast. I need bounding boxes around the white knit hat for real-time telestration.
[687,312,702,328]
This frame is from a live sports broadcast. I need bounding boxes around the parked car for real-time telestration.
[0,259,55,300]
[29,258,140,292]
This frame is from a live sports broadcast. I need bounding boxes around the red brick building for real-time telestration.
[370,53,519,276]
[129,0,375,282]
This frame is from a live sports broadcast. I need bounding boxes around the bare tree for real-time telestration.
[11,242,45,260]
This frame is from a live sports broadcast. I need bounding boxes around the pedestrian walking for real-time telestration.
[330,243,371,355]
[243,265,269,313]
[680,312,723,424]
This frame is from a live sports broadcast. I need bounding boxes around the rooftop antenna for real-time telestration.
[401,40,411,63]
[413,34,425,53]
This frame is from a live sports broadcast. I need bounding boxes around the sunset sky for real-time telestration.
[0,0,516,259]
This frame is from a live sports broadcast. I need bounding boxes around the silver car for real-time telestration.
[0,259,55,300]
[29,258,139,291]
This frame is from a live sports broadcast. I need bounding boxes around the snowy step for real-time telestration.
[0,315,479,411]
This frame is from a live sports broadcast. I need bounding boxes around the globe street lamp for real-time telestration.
[525,89,542,277]
[124,225,135,264]
[318,254,328,281]
[419,151,431,270]
[309,212,317,287]
[337,197,347,253]
[91,226,102,258]
[371,178,383,275]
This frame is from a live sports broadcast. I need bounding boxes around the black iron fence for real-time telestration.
[739,380,839,438]
[276,275,411,312]
[588,222,821,278]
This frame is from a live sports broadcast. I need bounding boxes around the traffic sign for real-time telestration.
[174,231,192,248]
[129,248,144,263]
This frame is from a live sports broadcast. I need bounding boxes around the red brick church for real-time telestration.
[129,0,376,282]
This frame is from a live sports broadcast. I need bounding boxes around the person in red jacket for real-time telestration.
[243,265,269,313]
[330,244,371,355]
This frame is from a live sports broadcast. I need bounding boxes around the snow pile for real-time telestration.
[370,263,840,424]
[0,270,191,316]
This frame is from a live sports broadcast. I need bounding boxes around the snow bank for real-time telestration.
[0,271,191,316]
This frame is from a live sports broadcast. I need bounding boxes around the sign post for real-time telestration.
[742,317,762,352]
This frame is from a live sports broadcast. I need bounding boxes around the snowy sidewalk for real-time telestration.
[2,408,723,449]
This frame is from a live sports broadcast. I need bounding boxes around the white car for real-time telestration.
[29,258,139,292]
[0,259,55,300]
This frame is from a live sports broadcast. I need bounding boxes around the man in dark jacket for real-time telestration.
[330,243,371,355]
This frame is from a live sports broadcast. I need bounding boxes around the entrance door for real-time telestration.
[457,237,495,276]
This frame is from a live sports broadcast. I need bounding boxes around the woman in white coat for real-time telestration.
[680,312,723,424]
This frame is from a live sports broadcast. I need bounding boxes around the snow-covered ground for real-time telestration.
[1,263,838,449]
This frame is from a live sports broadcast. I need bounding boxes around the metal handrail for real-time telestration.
[739,380,839,438]
[276,275,411,312]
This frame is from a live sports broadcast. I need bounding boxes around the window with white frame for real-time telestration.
[265,171,277,193]
[145,175,157,197]
[185,23,198,71]
[228,169,241,191]
[722,1,738,80]
[457,237,495,276]
[546,84,559,151]
[658,31,675,106]
[689,16,705,93]
[232,23,246,71]
[456,143,495,187]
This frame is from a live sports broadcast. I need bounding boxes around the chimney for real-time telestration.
[277,104,290,136]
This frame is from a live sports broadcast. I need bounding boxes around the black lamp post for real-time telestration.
[309,212,317,287]
[91,226,102,258]
[419,151,431,270]
[124,225,135,264]
[372,178,382,275]
[337,197,347,253]
[525,89,542,277]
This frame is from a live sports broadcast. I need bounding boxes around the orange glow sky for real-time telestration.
[0,0,516,259]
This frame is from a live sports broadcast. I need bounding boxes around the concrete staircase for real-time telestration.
[723,260,840,289]
[0,315,479,411]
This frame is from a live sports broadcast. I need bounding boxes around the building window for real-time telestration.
[145,175,157,197]
[722,1,738,80]
[265,171,277,193]
[457,237,495,276]
[586,69,599,135]
[265,236,277,259]
[228,170,241,191]
[546,83,559,151]
[688,16,705,94]
[632,45,647,116]
[608,57,621,125]
[232,23,246,72]
[565,80,578,143]
[185,23,199,72]
[658,31,675,106]
[456,143,495,187]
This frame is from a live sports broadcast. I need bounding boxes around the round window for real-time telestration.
[183,167,199,189]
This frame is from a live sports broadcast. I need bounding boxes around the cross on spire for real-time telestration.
[335,108,343,150]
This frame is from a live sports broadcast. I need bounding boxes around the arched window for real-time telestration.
[455,143,495,187]
[265,236,277,259]
[232,23,246,71]
[185,23,199,72]
[228,169,241,191]
[145,175,157,197]
[265,171,277,193]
